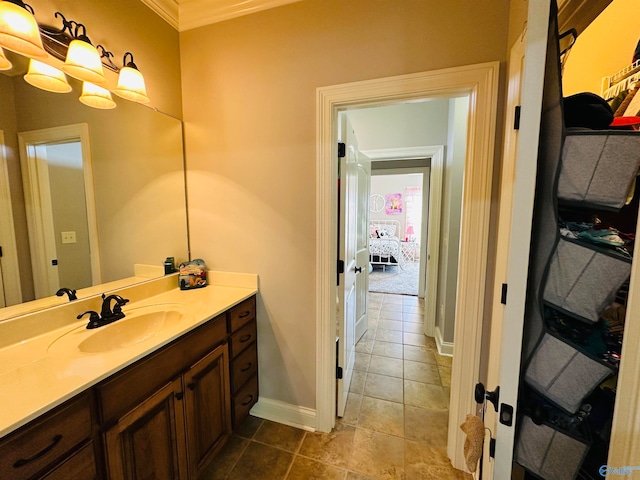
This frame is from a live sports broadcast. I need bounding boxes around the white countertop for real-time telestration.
[0,273,258,439]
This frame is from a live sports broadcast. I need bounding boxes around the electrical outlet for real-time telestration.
[61,231,77,244]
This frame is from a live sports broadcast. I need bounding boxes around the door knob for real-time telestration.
[354,266,362,273]
[475,383,500,412]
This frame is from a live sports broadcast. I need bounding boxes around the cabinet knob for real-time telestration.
[13,434,63,468]
[187,382,196,391]
[175,391,184,400]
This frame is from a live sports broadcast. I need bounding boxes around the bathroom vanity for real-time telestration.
[0,274,258,480]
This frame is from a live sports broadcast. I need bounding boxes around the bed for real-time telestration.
[369,220,405,270]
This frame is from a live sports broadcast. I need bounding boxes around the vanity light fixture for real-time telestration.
[24,59,71,93]
[0,46,11,70]
[61,21,106,85]
[79,81,115,109]
[0,0,46,59]
[113,52,149,103]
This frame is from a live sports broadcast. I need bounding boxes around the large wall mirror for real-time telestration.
[0,51,189,319]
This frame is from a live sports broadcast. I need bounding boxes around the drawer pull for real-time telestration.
[238,311,251,319]
[239,334,252,343]
[13,434,63,468]
[241,395,254,406]
[240,362,253,372]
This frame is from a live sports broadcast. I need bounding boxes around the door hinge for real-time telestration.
[338,142,346,158]
[489,437,496,458]
[500,283,508,305]
[0,245,3,257]
[514,105,521,130]
[337,260,345,274]
[336,366,343,379]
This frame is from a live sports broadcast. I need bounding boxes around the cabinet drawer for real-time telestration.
[41,442,96,480]
[97,313,227,422]
[230,321,257,358]
[0,393,92,480]
[229,297,256,332]
[232,374,258,428]
[231,344,257,393]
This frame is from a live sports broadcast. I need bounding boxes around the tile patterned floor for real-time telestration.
[201,293,471,480]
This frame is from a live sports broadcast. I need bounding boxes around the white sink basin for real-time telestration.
[48,304,189,355]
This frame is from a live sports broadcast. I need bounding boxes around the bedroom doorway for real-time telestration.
[368,171,425,297]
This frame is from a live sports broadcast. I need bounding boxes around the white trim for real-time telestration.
[435,325,454,357]
[249,397,316,432]
[316,63,499,473]
[362,146,437,160]
[18,124,102,298]
[0,131,22,306]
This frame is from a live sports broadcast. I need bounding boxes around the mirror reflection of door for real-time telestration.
[18,124,101,300]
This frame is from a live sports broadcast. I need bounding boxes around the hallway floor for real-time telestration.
[201,293,470,480]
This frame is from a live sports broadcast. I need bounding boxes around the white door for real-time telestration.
[337,114,370,417]
[482,0,549,477]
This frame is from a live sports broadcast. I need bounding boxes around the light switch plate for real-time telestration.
[61,231,77,244]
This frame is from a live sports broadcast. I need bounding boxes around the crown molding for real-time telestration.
[142,0,304,32]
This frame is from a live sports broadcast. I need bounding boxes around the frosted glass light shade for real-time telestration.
[62,38,106,85]
[0,47,11,70]
[114,65,149,103]
[24,59,71,93]
[0,1,47,59]
[79,82,115,109]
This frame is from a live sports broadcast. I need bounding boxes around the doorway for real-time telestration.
[18,123,101,299]
[316,63,500,471]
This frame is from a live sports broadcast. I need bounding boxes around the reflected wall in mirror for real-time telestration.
[0,51,189,318]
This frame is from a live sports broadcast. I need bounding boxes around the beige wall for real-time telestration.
[180,0,510,409]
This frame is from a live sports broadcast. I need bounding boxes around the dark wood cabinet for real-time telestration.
[0,295,257,480]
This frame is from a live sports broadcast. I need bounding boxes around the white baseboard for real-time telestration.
[250,397,317,432]
[435,325,454,357]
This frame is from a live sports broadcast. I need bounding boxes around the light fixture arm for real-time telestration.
[123,52,138,70]
[97,45,119,72]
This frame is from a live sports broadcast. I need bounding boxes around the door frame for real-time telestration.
[0,130,22,306]
[361,145,444,340]
[18,124,101,298]
[316,62,499,471]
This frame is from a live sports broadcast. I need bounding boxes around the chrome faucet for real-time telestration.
[77,294,130,329]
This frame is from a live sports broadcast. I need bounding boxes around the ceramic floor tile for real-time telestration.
[368,354,404,378]
[382,295,404,305]
[354,352,371,372]
[254,420,305,452]
[200,435,249,480]
[364,373,404,403]
[402,322,423,334]
[404,380,449,410]
[369,293,384,302]
[361,329,376,341]
[404,406,449,446]
[404,442,471,480]
[403,332,428,347]
[350,370,366,394]
[357,396,405,437]
[402,296,422,306]
[402,305,425,315]
[403,313,424,323]
[404,360,441,385]
[355,339,375,354]
[378,318,403,331]
[371,341,403,359]
[346,472,378,480]
[339,393,363,425]
[227,442,294,480]
[234,415,264,439]
[348,428,405,479]
[436,354,453,367]
[378,310,403,321]
[403,345,437,364]
[286,456,346,480]
[438,365,452,387]
[376,328,404,344]
[298,422,356,468]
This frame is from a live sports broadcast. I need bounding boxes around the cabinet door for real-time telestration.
[183,344,232,477]
[40,443,96,480]
[103,379,187,480]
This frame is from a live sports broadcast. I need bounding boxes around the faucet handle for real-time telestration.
[78,310,101,329]
[113,297,130,315]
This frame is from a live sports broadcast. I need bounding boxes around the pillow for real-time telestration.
[378,224,396,237]
[370,224,380,238]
